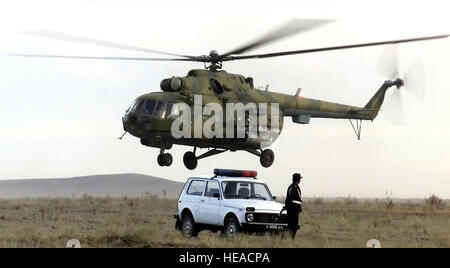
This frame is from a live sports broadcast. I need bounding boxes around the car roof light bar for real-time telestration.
[214,169,257,178]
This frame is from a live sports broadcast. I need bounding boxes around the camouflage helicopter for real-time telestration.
[10,20,448,170]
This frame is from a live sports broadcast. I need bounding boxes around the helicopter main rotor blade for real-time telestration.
[21,30,197,59]
[220,19,333,58]
[6,53,198,62]
[226,34,449,61]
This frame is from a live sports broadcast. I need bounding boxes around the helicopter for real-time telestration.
[9,19,448,170]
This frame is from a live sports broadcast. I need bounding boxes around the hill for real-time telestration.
[0,174,184,199]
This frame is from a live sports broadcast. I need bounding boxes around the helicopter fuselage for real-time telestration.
[122,69,379,155]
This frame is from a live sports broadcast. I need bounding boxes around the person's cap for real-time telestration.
[293,173,303,182]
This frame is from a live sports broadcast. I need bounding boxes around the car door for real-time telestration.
[197,180,221,225]
[183,179,206,222]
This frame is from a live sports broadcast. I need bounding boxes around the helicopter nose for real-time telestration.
[123,112,138,131]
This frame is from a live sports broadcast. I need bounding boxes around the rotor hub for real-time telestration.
[206,50,223,71]
[394,78,404,89]
[209,50,219,57]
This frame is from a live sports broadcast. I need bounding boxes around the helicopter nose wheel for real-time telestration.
[157,153,173,167]
[260,149,275,168]
[183,152,198,170]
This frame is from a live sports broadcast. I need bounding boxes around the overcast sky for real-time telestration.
[0,0,449,198]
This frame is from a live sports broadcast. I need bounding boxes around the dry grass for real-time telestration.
[425,194,446,211]
[0,196,449,248]
[311,197,324,205]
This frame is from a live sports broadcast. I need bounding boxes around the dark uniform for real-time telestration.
[285,174,303,238]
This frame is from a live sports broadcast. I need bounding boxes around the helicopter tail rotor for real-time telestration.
[376,45,426,124]
[403,59,426,101]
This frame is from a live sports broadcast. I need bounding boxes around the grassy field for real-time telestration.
[0,195,448,248]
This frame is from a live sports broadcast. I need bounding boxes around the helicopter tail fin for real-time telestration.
[363,79,405,120]
[362,81,393,120]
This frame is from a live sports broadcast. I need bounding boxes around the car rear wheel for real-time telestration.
[182,215,198,237]
[224,218,240,238]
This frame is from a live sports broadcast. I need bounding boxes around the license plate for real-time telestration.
[268,225,281,230]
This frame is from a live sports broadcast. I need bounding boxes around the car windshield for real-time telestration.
[222,181,273,201]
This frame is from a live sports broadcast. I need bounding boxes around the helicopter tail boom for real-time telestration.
[283,79,402,123]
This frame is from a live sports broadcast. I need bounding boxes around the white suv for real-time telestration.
[174,169,288,238]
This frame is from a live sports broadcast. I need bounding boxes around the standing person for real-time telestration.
[285,173,303,239]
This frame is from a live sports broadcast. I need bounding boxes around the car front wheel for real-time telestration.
[182,215,198,237]
[224,218,240,238]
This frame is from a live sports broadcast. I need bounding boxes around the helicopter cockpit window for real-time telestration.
[145,100,156,115]
[127,100,137,113]
[167,103,181,119]
[131,99,144,112]
[155,102,168,118]
[210,79,224,94]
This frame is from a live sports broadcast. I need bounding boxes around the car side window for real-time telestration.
[187,180,205,196]
[204,181,220,198]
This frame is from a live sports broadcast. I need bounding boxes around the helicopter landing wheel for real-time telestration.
[260,149,275,168]
[183,152,198,170]
[158,153,173,167]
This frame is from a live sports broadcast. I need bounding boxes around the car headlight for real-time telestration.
[246,213,254,222]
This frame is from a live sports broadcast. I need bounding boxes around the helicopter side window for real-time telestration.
[145,100,156,115]
[155,101,168,118]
